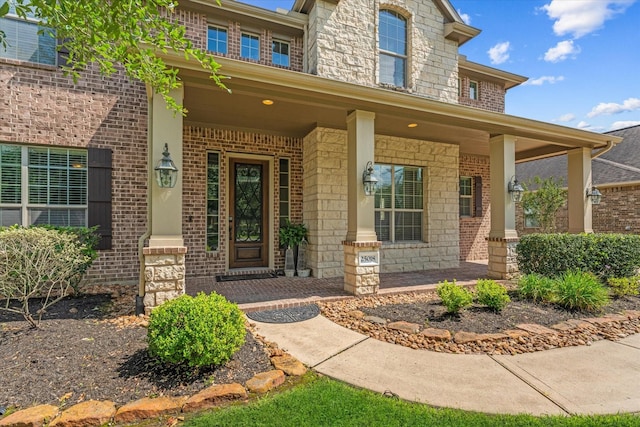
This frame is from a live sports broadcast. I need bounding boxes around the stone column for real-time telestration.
[142,247,187,314]
[343,110,380,295]
[567,147,593,234]
[343,241,382,295]
[143,87,186,312]
[488,135,519,279]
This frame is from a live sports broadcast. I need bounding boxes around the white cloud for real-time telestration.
[458,9,471,25]
[557,113,575,122]
[542,0,635,39]
[576,121,592,129]
[487,41,510,65]
[587,98,640,117]
[524,75,565,86]
[610,121,640,130]
[544,40,580,62]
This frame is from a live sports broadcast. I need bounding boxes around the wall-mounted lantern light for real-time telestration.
[586,186,602,205]
[154,143,179,188]
[507,176,524,203]
[362,161,378,196]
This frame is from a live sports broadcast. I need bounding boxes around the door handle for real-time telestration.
[229,216,233,241]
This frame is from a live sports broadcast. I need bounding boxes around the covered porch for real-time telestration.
[140,55,621,313]
[188,260,488,312]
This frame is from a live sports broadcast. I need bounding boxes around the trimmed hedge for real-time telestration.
[517,233,640,279]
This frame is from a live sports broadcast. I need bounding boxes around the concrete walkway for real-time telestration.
[252,315,640,416]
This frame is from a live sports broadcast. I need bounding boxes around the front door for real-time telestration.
[229,159,269,268]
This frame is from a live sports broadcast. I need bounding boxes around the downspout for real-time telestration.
[591,140,615,159]
[136,86,154,315]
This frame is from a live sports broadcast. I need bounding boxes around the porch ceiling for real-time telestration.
[177,57,621,161]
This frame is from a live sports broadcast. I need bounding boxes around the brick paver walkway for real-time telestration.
[187,261,489,312]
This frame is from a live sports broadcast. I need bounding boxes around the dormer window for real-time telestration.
[379,10,407,88]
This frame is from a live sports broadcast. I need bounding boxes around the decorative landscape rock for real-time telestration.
[50,400,116,427]
[515,324,557,335]
[114,396,187,423]
[388,321,421,334]
[0,404,58,427]
[364,315,387,325]
[182,383,247,413]
[271,354,307,376]
[246,370,286,394]
[421,328,451,341]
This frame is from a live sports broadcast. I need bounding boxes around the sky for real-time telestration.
[237,0,639,133]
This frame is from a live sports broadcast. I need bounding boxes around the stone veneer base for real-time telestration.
[142,246,188,314]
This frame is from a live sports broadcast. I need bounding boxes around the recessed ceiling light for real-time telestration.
[262,99,274,106]
[408,123,418,128]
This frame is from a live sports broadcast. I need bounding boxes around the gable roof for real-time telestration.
[516,125,640,186]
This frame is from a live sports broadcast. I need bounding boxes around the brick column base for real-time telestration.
[343,241,382,296]
[142,246,187,314]
[487,237,519,279]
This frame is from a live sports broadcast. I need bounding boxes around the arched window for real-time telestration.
[379,9,407,88]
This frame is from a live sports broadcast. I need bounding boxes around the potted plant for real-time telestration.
[279,221,308,277]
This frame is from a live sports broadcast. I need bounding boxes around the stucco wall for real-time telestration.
[307,0,459,103]
[303,127,460,278]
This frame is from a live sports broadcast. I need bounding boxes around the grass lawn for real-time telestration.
[184,374,639,427]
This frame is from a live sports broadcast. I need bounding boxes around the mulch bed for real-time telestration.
[0,287,272,410]
[320,290,640,355]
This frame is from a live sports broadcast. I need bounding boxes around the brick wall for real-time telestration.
[458,75,505,113]
[179,11,305,72]
[308,0,459,103]
[459,154,490,260]
[517,183,640,235]
[0,60,148,285]
[182,126,304,279]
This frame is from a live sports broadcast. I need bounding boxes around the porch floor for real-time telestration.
[186,261,490,312]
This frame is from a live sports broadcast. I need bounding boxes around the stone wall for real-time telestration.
[308,0,459,103]
[182,126,304,279]
[302,128,349,278]
[303,127,460,277]
[459,154,490,260]
[0,60,148,285]
[376,133,460,271]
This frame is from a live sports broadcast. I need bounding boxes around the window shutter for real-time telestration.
[474,176,483,217]
[57,38,70,68]
[88,148,112,250]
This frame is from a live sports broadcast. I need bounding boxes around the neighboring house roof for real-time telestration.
[516,124,640,187]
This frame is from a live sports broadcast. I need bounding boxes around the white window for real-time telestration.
[272,40,289,67]
[279,158,290,227]
[206,152,220,251]
[469,80,479,100]
[459,177,472,217]
[379,10,407,88]
[0,144,87,227]
[375,164,424,242]
[524,207,540,228]
[241,33,260,60]
[207,26,228,54]
[0,1,57,65]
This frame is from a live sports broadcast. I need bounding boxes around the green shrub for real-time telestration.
[0,226,93,328]
[554,270,610,312]
[476,279,511,312]
[607,276,640,297]
[148,292,246,367]
[517,273,557,303]
[34,225,99,293]
[517,233,640,279]
[436,280,473,314]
